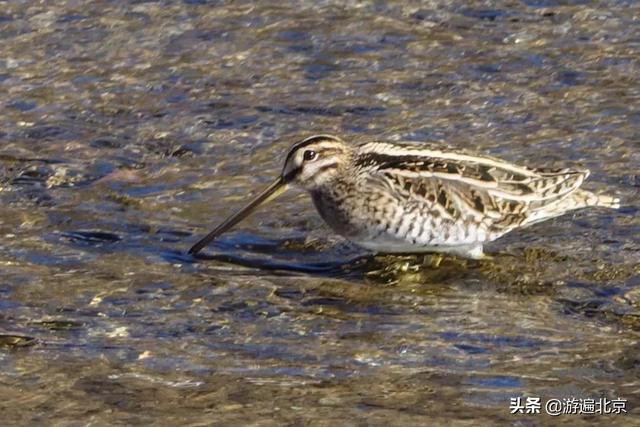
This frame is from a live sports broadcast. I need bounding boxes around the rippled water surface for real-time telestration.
[1,1,639,425]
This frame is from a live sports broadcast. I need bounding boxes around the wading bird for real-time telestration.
[189,135,619,259]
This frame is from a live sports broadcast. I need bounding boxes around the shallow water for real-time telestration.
[1,1,639,425]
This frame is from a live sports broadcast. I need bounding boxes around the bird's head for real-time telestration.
[281,134,352,190]
[188,134,351,255]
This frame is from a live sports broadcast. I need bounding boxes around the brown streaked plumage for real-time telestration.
[189,134,620,258]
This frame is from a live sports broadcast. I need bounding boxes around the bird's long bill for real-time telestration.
[188,177,289,255]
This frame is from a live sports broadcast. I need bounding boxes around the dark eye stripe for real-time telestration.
[284,135,341,165]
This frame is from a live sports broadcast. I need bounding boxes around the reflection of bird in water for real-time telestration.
[189,135,620,259]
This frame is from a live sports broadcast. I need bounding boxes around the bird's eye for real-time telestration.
[303,150,317,161]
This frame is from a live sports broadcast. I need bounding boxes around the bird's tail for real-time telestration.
[567,189,620,210]
[521,189,620,227]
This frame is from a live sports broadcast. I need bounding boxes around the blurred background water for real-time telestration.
[0,0,638,425]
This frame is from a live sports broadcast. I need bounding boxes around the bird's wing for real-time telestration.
[356,142,588,229]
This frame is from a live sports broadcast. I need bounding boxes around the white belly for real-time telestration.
[352,236,485,259]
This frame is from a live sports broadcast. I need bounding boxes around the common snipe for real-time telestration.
[189,135,619,259]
